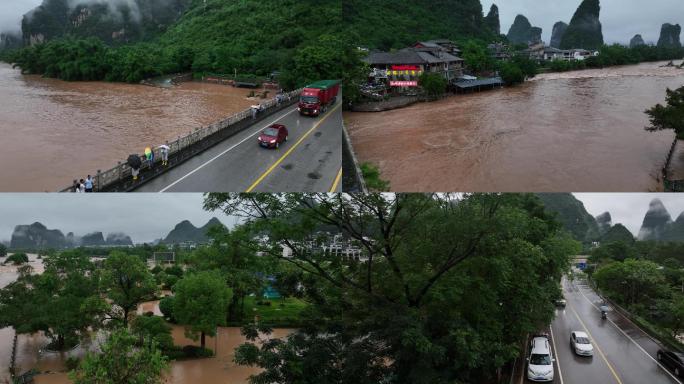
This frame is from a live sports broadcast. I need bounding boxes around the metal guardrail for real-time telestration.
[60,89,302,192]
[342,122,367,193]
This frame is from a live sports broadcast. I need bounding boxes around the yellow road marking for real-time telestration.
[568,303,623,384]
[246,103,342,192]
[330,168,343,192]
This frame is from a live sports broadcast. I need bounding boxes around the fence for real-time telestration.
[342,122,366,192]
[663,137,683,192]
[60,88,301,192]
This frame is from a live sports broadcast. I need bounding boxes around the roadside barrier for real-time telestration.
[60,89,301,192]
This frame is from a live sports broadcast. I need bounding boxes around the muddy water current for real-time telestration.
[0,256,291,384]
[0,63,262,191]
[346,61,684,192]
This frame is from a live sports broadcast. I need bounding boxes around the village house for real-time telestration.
[487,43,511,61]
[365,39,465,89]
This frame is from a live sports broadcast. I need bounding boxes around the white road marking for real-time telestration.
[158,108,298,192]
[575,280,683,384]
[549,325,565,384]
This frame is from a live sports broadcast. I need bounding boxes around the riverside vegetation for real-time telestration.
[0,0,347,90]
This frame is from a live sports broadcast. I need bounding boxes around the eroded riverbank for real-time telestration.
[0,63,264,191]
[345,61,684,192]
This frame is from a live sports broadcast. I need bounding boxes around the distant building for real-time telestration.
[152,252,176,266]
[281,233,368,262]
[365,39,465,89]
[487,43,511,61]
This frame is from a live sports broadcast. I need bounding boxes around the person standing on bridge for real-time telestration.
[159,144,170,166]
[78,179,86,193]
[84,175,94,192]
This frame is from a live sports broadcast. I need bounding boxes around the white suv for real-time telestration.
[570,331,594,356]
[527,335,555,382]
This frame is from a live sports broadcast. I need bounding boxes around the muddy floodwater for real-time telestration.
[346,61,684,192]
[0,63,263,191]
[0,258,292,384]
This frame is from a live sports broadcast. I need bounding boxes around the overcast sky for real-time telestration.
[0,193,237,244]
[574,193,684,236]
[481,0,683,45]
[0,0,41,33]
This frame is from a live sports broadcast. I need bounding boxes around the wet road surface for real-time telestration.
[541,276,682,384]
[135,96,343,192]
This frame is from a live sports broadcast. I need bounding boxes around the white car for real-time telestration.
[570,331,594,356]
[527,335,555,382]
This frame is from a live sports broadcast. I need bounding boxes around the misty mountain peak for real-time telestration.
[637,198,673,240]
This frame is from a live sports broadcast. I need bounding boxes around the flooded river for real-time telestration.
[0,256,291,384]
[0,63,261,191]
[345,61,684,192]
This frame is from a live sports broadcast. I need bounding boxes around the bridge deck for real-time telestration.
[134,95,342,192]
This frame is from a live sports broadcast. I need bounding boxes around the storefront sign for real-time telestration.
[391,65,420,71]
[390,80,418,87]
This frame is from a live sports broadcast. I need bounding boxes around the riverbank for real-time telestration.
[345,61,684,192]
[0,63,266,191]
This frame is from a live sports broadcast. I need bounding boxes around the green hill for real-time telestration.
[21,0,191,45]
[560,0,604,50]
[536,193,600,243]
[6,0,343,88]
[342,0,494,50]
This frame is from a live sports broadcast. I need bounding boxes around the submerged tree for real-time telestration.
[99,252,157,328]
[173,271,232,349]
[70,328,168,384]
[646,86,684,139]
[205,193,579,383]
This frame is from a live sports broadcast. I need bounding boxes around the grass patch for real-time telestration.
[230,296,308,328]
[360,162,390,192]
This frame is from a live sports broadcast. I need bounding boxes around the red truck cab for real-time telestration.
[298,80,340,117]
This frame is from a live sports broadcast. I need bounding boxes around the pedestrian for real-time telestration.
[159,144,170,166]
[72,179,79,193]
[144,147,155,170]
[79,179,86,193]
[84,175,94,192]
[251,105,258,119]
[132,166,140,181]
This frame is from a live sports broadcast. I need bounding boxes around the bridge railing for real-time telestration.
[60,88,301,192]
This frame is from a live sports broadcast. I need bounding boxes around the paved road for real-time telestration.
[135,96,342,192]
[536,276,682,384]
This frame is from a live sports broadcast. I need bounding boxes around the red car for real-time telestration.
[258,124,288,149]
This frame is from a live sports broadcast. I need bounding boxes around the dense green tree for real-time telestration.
[173,271,232,349]
[0,250,102,350]
[0,244,6,257]
[462,40,495,74]
[590,241,637,263]
[100,251,157,328]
[70,328,168,384]
[646,86,684,139]
[188,226,272,323]
[205,193,578,383]
[593,259,668,306]
[418,72,447,98]
[4,252,29,265]
[498,62,524,86]
[158,296,176,323]
[131,315,174,350]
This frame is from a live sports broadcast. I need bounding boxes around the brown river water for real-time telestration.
[345,61,684,192]
[0,255,291,384]
[0,63,260,192]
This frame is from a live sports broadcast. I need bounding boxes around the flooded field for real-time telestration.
[0,63,264,191]
[0,259,290,384]
[345,61,684,192]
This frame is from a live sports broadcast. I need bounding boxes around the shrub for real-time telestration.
[5,253,29,265]
[65,356,80,371]
[181,346,214,358]
[159,296,176,323]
